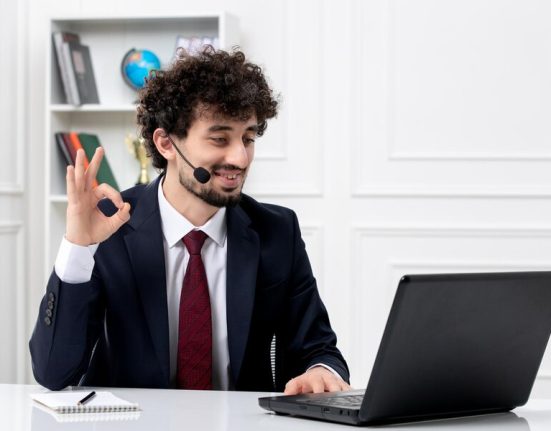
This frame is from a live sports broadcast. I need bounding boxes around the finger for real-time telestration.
[85,147,104,190]
[66,165,77,203]
[323,376,343,393]
[93,183,125,209]
[92,202,131,243]
[284,378,302,395]
[294,377,316,394]
[74,149,86,190]
[340,382,353,391]
[310,377,325,394]
[108,202,131,231]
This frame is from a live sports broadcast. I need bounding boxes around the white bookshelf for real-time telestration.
[45,13,239,273]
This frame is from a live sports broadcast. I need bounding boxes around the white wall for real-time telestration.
[5,0,551,397]
[0,0,28,384]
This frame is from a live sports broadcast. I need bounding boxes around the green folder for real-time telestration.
[78,133,120,191]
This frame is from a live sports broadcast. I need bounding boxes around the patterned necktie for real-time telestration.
[177,230,212,390]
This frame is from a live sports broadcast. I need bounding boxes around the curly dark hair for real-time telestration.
[136,46,279,171]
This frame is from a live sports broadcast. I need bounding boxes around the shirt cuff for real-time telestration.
[307,363,345,381]
[54,236,99,283]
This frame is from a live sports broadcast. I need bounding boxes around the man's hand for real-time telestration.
[284,366,352,395]
[65,148,131,246]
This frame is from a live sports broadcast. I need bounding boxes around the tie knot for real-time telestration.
[183,230,208,255]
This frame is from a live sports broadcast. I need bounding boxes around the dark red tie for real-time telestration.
[177,230,212,390]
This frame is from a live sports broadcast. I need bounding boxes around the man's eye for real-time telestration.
[244,138,255,145]
[211,137,227,144]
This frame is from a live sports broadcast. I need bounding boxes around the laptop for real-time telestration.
[259,271,551,425]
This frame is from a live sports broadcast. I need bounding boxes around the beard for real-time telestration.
[178,169,244,208]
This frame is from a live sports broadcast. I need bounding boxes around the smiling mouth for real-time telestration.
[215,173,239,180]
[213,168,245,178]
[213,171,245,190]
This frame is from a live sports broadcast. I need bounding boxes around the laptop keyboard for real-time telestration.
[301,394,364,409]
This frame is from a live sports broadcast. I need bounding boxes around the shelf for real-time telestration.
[50,194,68,203]
[45,12,239,272]
[50,104,137,113]
[51,13,226,25]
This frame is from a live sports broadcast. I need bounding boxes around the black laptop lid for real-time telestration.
[361,271,551,424]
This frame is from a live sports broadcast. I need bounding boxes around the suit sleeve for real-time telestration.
[278,211,350,384]
[29,270,104,390]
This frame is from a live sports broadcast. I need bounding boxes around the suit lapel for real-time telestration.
[123,177,170,384]
[226,204,259,385]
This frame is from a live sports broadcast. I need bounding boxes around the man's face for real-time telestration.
[172,111,258,208]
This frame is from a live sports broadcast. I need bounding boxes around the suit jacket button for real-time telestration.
[47,301,54,310]
[48,292,55,301]
[44,317,51,326]
[46,309,53,318]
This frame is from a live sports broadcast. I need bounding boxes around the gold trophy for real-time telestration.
[125,134,150,185]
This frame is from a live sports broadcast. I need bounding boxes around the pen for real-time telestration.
[77,391,96,406]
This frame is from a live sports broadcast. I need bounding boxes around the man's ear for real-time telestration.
[152,128,176,160]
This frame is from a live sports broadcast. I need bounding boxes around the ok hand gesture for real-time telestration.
[65,148,131,246]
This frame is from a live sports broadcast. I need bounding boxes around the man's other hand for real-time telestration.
[284,366,352,395]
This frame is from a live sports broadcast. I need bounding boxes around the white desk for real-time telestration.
[2,384,551,430]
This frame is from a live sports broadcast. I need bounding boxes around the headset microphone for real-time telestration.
[166,135,212,184]
[190,166,211,184]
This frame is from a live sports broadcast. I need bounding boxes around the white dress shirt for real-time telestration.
[156,183,230,389]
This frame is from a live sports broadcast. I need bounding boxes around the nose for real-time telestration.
[225,139,251,168]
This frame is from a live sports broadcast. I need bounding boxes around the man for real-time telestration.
[30,47,350,394]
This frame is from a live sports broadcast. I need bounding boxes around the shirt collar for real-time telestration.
[157,180,227,249]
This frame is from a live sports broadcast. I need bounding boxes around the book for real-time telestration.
[52,32,80,105]
[61,41,81,106]
[67,41,100,104]
[31,391,140,414]
[78,133,120,191]
[55,132,73,165]
[175,34,219,57]
[188,36,204,55]
[61,132,77,163]
[68,132,99,188]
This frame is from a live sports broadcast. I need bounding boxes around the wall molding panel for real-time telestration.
[347,224,551,387]
[244,0,325,197]
[0,187,24,195]
[351,0,551,198]
[388,151,551,162]
[353,185,551,198]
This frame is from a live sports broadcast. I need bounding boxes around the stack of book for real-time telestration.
[52,31,100,106]
[55,132,119,191]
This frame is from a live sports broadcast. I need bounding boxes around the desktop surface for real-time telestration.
[2,384,551,430]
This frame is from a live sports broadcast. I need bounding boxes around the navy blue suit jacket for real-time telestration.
[29,176,349,391]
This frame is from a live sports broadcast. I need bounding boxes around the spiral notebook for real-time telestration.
[31,391,140,414]
[32,403,141,423]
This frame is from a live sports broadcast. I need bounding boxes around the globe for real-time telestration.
[121,48,161,90]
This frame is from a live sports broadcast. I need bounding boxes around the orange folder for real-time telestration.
[68,132,99,188]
